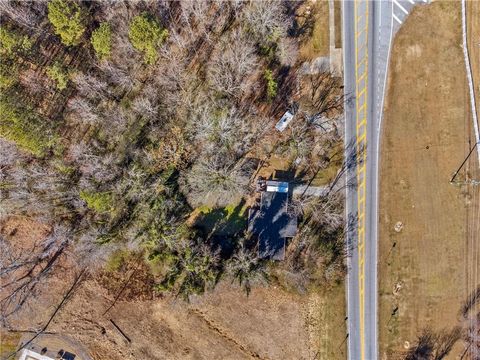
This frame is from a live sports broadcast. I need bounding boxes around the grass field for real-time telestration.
[334,0,342,49]
[378,1,480,358]
[314,283,347,360]
[298,0,330,60]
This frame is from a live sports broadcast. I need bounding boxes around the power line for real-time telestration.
[450,141,479,183]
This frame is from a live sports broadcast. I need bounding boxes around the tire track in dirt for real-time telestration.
[188,308,267,360]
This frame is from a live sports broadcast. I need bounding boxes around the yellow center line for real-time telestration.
[354,0,369,359]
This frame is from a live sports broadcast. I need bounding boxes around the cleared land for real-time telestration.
[378,1,480,358]
[0,217,346,360]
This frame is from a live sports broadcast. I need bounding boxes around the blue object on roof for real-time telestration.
[266,180,289,193]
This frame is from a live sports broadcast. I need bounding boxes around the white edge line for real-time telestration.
[461,0,480,165]
[341,1,353,360]
[407,0,415,4]
[374,1,394,359]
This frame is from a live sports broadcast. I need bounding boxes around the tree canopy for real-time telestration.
[91,22,112,60]
[47,0,85,46]
[128,13,168,64]
[46,63,69,90]
[0,27,32,56]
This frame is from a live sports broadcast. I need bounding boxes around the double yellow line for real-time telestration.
[354,0,369,359]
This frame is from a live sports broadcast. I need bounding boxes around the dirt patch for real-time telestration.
[378,1,480,358]
[0,216,51,251]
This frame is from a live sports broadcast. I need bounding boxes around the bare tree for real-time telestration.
[465,312,480,360]
[291,192,344,233]
[226,242,268,295]
[0,0,47,32]
[183,153,251,207]
[277,114,316,165]
[194,105,259,157]
[461,285,480,319]
[1,160,81,222]
[67,97,99,125]
[72,228,119,270]
[242,0,291,46]
[77,152,119,183]
[0,138,24,167]
[277,37,299,67]
[208,29,259,98]
[132,96,158,121]
[19,69,48,96]
[404,327,463,360]
[99,61,135,93]
[72,73,110,101]
[179,0,212,43]
[300,70,345,120]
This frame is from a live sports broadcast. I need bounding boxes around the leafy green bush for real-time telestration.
[46,63,68,90]
[80,190,114,213]
[128,13,168,64]
[0,27,33,56]
[0,96,54,156]
[264,69,278,99]
[155,237,220,299]
[91,22,112,60]
[0,62,17,90]
[47,0,85,46]
[105,250,130,272]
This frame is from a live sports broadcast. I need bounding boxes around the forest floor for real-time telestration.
[378,1,480,358]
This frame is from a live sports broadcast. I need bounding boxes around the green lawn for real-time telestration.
[194,200,248,237]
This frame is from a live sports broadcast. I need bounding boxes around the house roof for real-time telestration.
[248,184,298,260]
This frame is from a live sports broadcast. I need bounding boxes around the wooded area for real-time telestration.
[0,0,346,330]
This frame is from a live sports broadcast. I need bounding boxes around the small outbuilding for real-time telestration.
[248,181,297,260]
[275,111,294,132]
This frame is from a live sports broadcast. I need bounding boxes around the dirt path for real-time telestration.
[378,1,480,358]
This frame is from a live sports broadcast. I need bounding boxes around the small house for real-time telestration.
[248,181,298,260]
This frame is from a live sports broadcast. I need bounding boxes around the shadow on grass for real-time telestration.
[194,199,247,259]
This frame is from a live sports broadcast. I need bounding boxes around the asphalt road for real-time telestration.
[342,1,424,359]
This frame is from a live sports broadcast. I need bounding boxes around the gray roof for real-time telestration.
[248,190,297,261]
